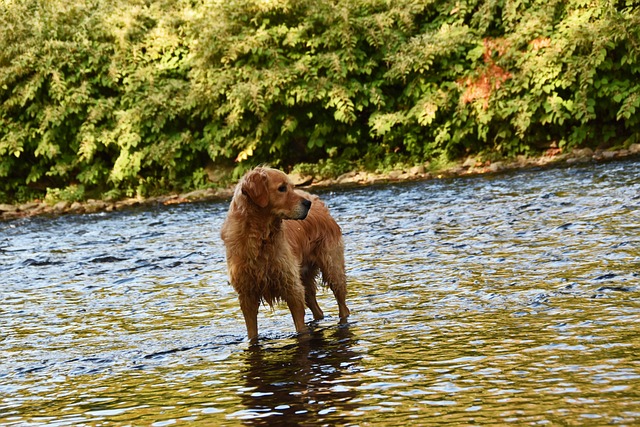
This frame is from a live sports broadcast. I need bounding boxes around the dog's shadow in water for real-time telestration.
[238,323,362,425]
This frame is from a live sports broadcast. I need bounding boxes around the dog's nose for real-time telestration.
[302,199,312,210]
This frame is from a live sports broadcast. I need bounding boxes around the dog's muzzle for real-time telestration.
[296,198,312,220]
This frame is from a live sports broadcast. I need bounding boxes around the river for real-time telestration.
[1,160,639,425]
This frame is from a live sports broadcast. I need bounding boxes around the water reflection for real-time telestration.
[235,325,361,425]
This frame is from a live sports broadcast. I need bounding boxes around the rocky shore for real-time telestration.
[2,144,639,222]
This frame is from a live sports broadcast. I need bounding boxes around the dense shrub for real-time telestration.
[0,0,638,202]
[0,0,198,201]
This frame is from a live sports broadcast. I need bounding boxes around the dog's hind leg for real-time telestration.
[320,244,351,320]
[330,279,350,321]
[302,266,324,321]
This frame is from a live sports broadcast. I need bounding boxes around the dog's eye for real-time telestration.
[278,184,287,193]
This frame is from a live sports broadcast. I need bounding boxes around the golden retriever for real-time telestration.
[221,166,350,341]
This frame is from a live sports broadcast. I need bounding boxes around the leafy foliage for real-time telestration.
[0,0,198,201]
[0,0,638,202]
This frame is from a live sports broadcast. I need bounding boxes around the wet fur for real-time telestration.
[220,167,350,341]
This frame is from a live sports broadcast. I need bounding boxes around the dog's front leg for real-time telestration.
[284,289,308,335]
[238,294,260,341]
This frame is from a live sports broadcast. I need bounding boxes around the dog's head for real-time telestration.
[240,167,311,220]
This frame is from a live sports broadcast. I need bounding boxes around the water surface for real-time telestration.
[1,160,639,425]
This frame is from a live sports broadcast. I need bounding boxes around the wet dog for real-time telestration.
[221,167,350,341]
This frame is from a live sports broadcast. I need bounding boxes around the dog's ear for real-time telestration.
[241,169,269,208]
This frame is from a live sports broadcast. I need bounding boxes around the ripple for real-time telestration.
[1,160,640,425]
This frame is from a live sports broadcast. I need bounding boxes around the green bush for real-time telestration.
[0,0,199,201]
[44,184,85,205]
[0,0,638,203]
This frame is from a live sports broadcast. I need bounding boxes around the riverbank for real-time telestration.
[2,144,639,222]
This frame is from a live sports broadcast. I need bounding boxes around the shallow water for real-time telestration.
[1,160,639,426]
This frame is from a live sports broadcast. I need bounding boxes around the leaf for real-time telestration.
[235,144,256,162]
[467,44,484,62]
[416,101,438,126]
